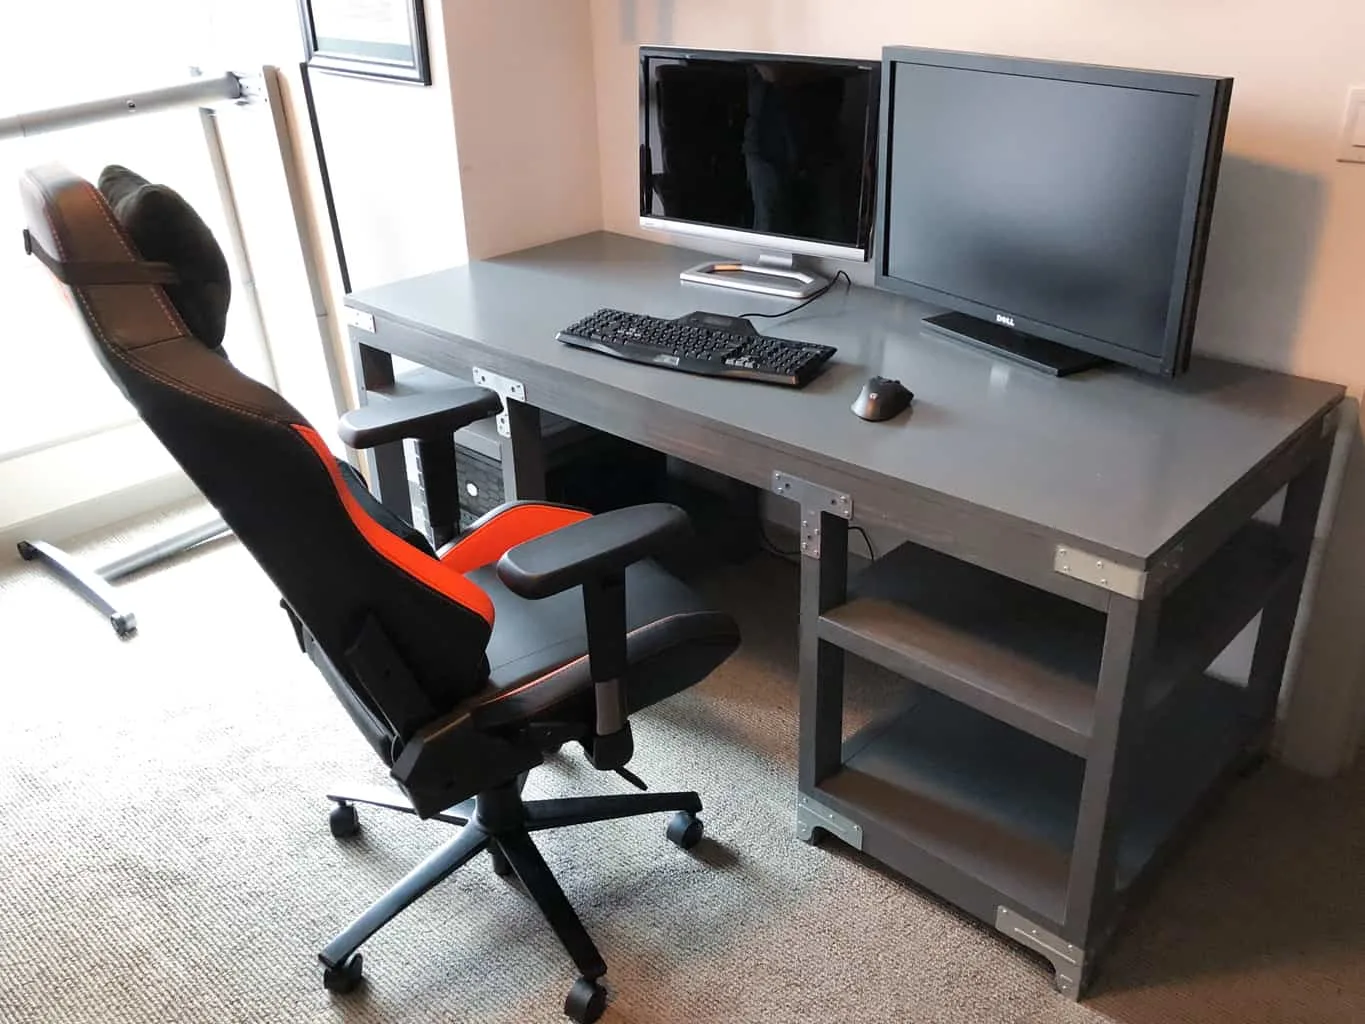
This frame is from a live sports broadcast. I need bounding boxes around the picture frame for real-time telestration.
[298,0,431,85]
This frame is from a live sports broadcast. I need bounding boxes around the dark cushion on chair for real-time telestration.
[465,560,739,726]
[98,164,231,350]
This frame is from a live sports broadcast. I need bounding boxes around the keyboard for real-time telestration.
[556,309,837,387]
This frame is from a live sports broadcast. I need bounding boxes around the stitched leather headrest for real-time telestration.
[98,164,231,350]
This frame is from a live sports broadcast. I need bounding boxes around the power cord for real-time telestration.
[759,519,876,561]
[850,525,876,561]
[738,270,852,321]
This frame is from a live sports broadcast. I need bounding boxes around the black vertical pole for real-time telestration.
[299,62,351,295]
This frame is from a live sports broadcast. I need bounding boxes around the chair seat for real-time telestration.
[465,561,738,728]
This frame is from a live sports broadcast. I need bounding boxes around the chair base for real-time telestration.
[319,780,704,1023]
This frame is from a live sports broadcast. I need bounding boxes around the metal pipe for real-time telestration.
[199,105,282,391]
[98,516,230,580]
[0,73,243,141]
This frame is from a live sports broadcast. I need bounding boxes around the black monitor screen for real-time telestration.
[640,50,879,251]
[883,59,1212,360]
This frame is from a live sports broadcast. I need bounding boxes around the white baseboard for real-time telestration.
[0,471,200,566]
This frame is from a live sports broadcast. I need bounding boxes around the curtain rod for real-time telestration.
[0,72,245,142]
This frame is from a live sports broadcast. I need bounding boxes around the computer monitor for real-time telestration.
[639,47,881,299]
[874,48,1232,377]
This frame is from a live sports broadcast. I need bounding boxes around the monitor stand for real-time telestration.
[680,251,828,300]
[923,311,1108,377]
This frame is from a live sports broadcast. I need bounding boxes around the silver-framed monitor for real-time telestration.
[639,46,881,299]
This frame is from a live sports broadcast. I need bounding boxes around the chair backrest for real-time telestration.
[18,163,495,759]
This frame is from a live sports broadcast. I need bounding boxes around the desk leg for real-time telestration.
[415,435,461,548]
[500,399,546,501]
[797,511,849,793]
[1245,435,1332,743]
[1061,595,1159,988]
[350,338,411,518]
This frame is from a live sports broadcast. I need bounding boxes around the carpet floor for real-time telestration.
[2,503,1363,1024]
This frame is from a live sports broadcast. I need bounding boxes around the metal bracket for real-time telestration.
[342,307,374,333]
[1054,544,1146,599]
[227,71,266,105]
[795,794,863,850]
[995,906,1085,1000]
[472,367,526,438]
[772,471,852,559]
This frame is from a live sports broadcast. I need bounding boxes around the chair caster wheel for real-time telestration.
[564,976,606,1023]
[329,802,360,839]
[322,952,364,994]
[489,844,513,877]
[666,810,704,850]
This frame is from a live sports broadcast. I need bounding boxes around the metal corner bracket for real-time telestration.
[995,906,1085,999]
[772,471,852,559]
[472,367,526,438]
[1054,544,1146,599]
[342,307,374,333]
[795,794,863,850]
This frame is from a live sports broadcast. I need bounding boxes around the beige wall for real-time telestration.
[444,0,601,259]
[588,0,1365,771]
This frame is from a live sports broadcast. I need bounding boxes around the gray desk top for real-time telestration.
[348,232,1342,563]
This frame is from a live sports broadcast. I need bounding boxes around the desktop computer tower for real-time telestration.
[395,369,759,571]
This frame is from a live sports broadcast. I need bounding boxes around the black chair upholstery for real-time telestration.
[19,162,739,1023]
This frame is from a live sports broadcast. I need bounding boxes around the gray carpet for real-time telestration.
[2,503,1363,1024]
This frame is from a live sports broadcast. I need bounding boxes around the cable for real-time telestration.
[738,270,852,321]
[758,519,876,563]
[850,525,876,561]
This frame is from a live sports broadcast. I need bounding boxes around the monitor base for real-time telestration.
[680,252,829,300]
[923,311,1108,377]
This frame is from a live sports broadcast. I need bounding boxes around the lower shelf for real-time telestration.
[815,674,1252,934]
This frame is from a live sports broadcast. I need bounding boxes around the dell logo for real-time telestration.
[995,313,1016,328]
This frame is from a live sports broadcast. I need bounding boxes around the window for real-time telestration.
[0,1,293,459]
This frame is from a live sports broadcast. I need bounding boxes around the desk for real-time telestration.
[345,231,1342,997]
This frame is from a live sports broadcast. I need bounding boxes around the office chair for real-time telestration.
[19,163,740,1023]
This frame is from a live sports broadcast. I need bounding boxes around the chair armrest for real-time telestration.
[338,385,502,449]
[497,502,692,772]
[495,503,690,600]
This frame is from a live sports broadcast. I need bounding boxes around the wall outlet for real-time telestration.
[1338,87,1365,164]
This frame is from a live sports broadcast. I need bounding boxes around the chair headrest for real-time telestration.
[18,162,230,353]
[98,165,230,350]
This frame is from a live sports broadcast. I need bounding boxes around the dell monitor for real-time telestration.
[639,47,881,299]
[875,48,1231,377]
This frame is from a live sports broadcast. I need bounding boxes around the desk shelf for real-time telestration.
[816,673,1253,937]
[818,521,1290,756]
[805,515,1300,996]
[819,543,1104,754]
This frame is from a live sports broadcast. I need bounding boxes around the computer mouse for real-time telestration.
[851,376,913,421]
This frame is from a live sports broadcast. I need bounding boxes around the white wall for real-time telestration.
[587,0,1365,772]
[442,0,601,259]
[304,66,468,290]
